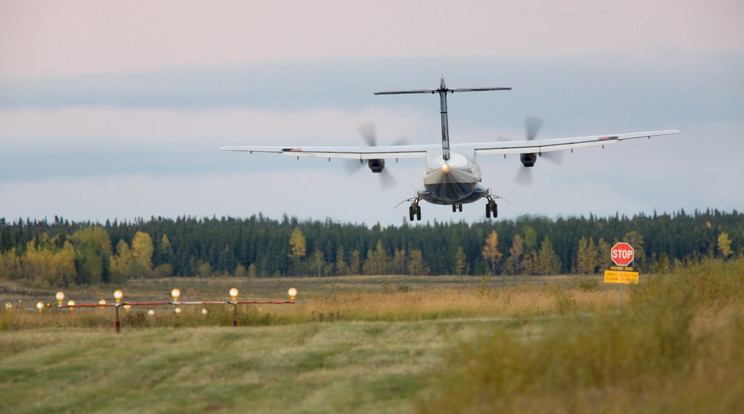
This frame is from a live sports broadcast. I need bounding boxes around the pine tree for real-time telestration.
[537,236,561,275]
[576,236,599,274]
[455,246,467,275]
[408,249,430,275]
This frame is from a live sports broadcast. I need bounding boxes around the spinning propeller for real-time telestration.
[515,116,564,185]
[345,122,407,189]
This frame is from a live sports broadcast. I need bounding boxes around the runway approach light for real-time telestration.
[201,308,208,315]
[148,309,155,316]
[123,304,131,312]
[171,289,181,302]
[114,290,123,303]
[229,288,239,301]
[56,291,65,306]
[67,300,75,314]
[99,299,106,305]
[4,302,12,311]
[175,307,182,314]
[288,288,298,301]
[37,301,44,314]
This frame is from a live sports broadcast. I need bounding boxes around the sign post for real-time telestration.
[604,242,638,310]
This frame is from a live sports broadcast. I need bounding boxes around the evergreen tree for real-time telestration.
[363,240,389,275]
[349,249,361,275]
[454,246,467,275]
[576,236,599,274]
[335,246,349,275]
[536,236,561,275]
[408,249,430,275]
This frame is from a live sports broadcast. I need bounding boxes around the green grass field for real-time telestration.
[2,260,743,413]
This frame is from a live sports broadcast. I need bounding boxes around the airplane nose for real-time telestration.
[441,163,451,173]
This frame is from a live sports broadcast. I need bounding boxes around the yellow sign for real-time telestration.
[604,270,639,284]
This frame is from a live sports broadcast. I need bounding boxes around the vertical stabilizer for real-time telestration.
[374,78,511,162]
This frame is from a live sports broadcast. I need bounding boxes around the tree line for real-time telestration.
[1,209,742,287]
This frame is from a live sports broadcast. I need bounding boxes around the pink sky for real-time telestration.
[2,0,742,77]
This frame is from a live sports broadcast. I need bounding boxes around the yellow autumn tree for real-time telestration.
[482,230,502,275]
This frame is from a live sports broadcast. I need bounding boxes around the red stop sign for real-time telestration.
[611,242,634,266]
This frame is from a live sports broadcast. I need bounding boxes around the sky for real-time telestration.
[1,0,743,227]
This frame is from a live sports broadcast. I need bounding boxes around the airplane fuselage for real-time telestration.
[418,149,488,206]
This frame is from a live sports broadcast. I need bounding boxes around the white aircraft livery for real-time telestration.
[222,77,678,221]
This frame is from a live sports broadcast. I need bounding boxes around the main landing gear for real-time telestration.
[485,195,498,219]
[408,200,422,221]
[452,204,463,212]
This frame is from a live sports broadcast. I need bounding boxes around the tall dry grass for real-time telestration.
[417,259,744,414]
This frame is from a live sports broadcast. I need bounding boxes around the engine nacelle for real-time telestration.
[520,153,537,167]
[368,159,385,173]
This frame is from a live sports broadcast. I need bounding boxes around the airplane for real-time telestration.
[221,77,678,221]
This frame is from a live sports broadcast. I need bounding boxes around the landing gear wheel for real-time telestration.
[458,204,463,212]
[409,204,422,221]
[486,202,498,219]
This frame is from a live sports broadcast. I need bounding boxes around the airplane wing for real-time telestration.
[469,130,679,156]
[220,144,432,160]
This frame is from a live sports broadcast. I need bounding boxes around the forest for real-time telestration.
[1,209,742,287]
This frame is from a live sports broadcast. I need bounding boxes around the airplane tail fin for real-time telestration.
[375,77,510,161]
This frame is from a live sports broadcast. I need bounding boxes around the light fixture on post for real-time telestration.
[229,288,239,327]
[99,299,107,306]
[36,301,44,314]
[113,290,123,333]
[67,300,75,315]
[56,291,65,306]
[288,287,298,302]
[171,289,181,302]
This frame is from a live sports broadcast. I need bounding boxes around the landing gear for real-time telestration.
[451,204,463,212]
[408,203,421,221]
[485,195,498,219]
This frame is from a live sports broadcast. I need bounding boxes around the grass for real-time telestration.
[1,261,743,413]
[418,259,744,414]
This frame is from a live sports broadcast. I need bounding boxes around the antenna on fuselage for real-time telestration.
[374,76,511,161]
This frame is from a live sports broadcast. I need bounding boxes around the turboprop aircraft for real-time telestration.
[221,77,678,221]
